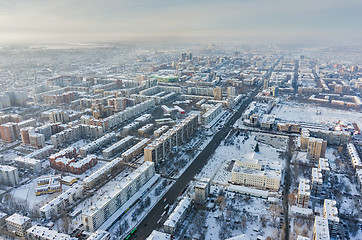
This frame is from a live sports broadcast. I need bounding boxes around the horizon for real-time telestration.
[1,0,362,45]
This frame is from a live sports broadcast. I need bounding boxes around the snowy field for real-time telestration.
[182,191,281,240]
[271,102,362,127]
[197,130,286,184]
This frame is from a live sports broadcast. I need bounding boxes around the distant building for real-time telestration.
[0,165,19,186]
[6,213,31,237]
[213,87,222,100]
[194,178,210,205]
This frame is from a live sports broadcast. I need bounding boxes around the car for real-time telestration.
[163,198,167,202]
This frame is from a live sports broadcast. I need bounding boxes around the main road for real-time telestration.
[130,60,280,239]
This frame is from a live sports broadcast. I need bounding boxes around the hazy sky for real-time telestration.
[0,0,361,43]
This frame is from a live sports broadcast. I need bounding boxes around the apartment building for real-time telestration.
[318,158,330,182]
[347,143,362,169]
[202,103,223,125]
[307,138,327,163]
[323,199,339,238]
[102,136,133,159]
[146,230,172,240]
[194,178,211,205]
[0,165,19,186]
[86,230,111,240]
[164,197,192,234]
[313,216,330,240]
[83,157,123,190]
[79,133,116,157]
[144,113,198,165]
[0,122,18,143]
[311,168,323,196]
[6,213,31,237]
[26,225,76,240]
[40,184,84,219]
[82,161,155,232]
[297,178,310,208]
[121,138,151,162]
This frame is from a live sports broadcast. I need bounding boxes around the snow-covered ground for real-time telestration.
[196,131,285,184]
[271,102,362,127]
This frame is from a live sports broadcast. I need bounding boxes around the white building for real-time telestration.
[86,230,111,240]
[79,133,116,157]
[40,184,84,219]
[230,158,281,191]
[313,216,330,240]
[6,213,31,237]
[297,178,310,208]
[26,225,76,240]
[82,161,155,232]
[323,199,339,238]
[146,230,171,240]
[0,165,19,186]
[311,168,323,196]
[347,143,362,169]
[102,136,133,159]
[164,197,192,234]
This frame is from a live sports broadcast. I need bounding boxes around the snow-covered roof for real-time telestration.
[6,213,30,225]
[227,184,269,198]
[297,236,311,240]
[298,178,310,196]
[314,216,330,240]
[146,230,171,240]
[86,230,110,240]
[26,225,75,240]
[225,234,250,240]
[323,199,339,223]
[0,165,17,172]
[312,168,323,183]
[164,197,192,228]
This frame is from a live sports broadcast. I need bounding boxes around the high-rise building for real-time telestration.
[307,138,327,163]
[297,178,310,208]
[194,178,210,205]
[0,165,19,186]
[313,216,330,240]
[323,199,339,238]
[0,122,18,143]
[311,168,323,196]
[227,87,236,98]
[213,87,222,100]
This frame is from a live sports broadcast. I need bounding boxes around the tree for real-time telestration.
[254,143,260,152]
[288,192,296,205]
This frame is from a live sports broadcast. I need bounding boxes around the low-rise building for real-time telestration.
[26,225,76,240]
[6,213,31,237]
[230,158,281,191]
[86,230,111,240]
[146,230,171,240]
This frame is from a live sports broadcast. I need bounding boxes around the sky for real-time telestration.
[0,0,361,44]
